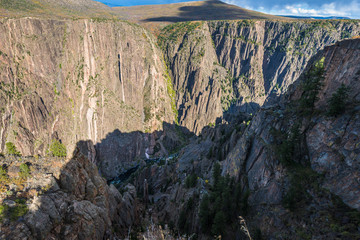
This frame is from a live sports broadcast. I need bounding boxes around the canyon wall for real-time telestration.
[136,38,360,239]
[0,15,360,239]
[160,20,360,133]
[0,18,175,158]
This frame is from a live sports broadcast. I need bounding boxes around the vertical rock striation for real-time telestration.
[0,18,175,157]
[160,20,360,133]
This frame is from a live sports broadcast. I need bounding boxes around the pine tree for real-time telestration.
[199,194,211,232]
[212,211,226,236]
[213,162,221,191]
[300,57,325,114]
[327,83,350,116]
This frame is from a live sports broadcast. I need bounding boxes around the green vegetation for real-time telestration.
[0,81,23,100]
[185,172,197,188]
[220,71,236,111]
[282,166,319,211]
[0,166,7,181]
[157,22,202,49]
[49,140,67,157]
[178,196,196,233]
[0,0,36,11]
[0,199,28,222]
[5,142,21,156]
[144,106,152,122]
[327,83,350,117]
[199,162,246,236]
[341,31,352,39]
[212,210,226,235]
[232,35,261,46]
[19,163,30,179]
[269,117,322,211]
[270,123,301,167]
[0,166,9,193]
[0,204,7,222]
[299,57,325,115]
[271,123,322,211]
[237,19,256,28]
[164,64,179,123]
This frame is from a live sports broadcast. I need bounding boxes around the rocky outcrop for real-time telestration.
[131,39,360,239]
[160,20,360,133]
[306,39,360,210]
[219,38,360,237]
[0,18,175,158]
[1,14,360,239]
[0,143,138,239]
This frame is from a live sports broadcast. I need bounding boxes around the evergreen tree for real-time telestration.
[327,83,350,116]
[199,194,211,232]
[300,57,325,114]
[213,162,221,191]
[212,211,226,236]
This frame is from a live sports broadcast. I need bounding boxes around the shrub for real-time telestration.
[199,163,247,237]
[0,166,6,178]
[0,166,8,182]
[212,162,221,189]
[19,163,30,179]
[10,199,28,221]
[299,57,325,115]
[0,204,8,222]
[185,172,197,188]
[178,197,195,233]
[327,83,350,116]
[212,211,226,236]
[270,123,301,167]
[5,142,21,156]
[0,199,28,222]
[199,194,211,232]
[49,140,67,157]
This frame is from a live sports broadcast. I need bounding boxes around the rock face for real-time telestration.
[1,14,360,239]
[219,39,360,237]
[0,144,138,239]
[129,39,360,239]
[0,18,175,157]
[306,39,360,210]
[160,20,360,133]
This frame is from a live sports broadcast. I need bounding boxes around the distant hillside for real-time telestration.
[0,0,289,24]
[113,0,289,28]
[0,0,113,18]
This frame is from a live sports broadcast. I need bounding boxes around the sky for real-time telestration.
[97,0,360,19]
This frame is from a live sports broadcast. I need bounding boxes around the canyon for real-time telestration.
[0,0,360,239]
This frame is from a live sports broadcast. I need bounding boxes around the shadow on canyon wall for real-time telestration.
[94,121,194,180]
[143,0,270,23]
[0,112,248,239]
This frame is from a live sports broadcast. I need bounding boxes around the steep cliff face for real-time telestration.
[1,14,360,239]
[220,38,360,237]
[0,18,175,158]
[127,39,360,239]
[160,20,360,133]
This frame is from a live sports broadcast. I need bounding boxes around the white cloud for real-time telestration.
[223,0,360,19]
[272,1,359,17]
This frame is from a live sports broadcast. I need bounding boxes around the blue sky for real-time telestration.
[97,0,360,19]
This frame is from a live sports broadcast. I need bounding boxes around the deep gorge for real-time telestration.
[0,16,360,239]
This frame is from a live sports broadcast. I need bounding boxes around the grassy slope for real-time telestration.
[114,0,288,21]
[113,0,289,29]
[0,0,114,19]
[0,0,289,26]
